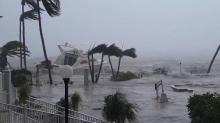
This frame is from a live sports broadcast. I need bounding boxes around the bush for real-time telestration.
[56,97,66,108]
[70,92,82,111]
[112,71,138,81]
[102,91,138,123]
[187,93,220,123]
[18,84,31,104]
[11,69,32,87]
[56,92,82,111]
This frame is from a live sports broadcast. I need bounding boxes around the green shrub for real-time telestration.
[18,84,31,104]
[12,69,32,87]
[102,91,138,123]
[70,92,82,111]
[187,92,220,123]
[112,71,138,81]
[56,97,66,108]
[56,92,82,111]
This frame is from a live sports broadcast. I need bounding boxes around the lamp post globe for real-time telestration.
[59,65,73,123]
[59,65,73,79]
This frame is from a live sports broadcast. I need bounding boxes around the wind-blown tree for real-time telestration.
[207,44,220,73]
[88,44,107,83]
[102,91,138,123]
[116,48,137,77]
[104,44,122,79]
[19,0,40,69]
[0,41,29,71]
[36,0,61,84]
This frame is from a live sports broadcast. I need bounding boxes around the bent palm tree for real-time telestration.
[102,91,138,123]
[19,0,39,69]
[36,0,61,84]
[0,41,29,71]
[116,48,137,77]
[104,44,122,79]
[88,44,107,83]
[207,44,220,73]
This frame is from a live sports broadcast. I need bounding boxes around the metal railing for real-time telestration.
[27,97,108,123]
[0,102,95,123]
[0,90,7,103]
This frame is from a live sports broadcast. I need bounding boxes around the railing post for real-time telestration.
[23,105,27,123]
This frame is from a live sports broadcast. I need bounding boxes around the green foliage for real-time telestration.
[18,84,31,104]
[112,71,138,81]
[56,97,66,108]
[12,69,32,87]
[102,91,138,123]
[70,92,82,111]
[56,92,82,111]
[0,41,29,70]
[187,93,220,123]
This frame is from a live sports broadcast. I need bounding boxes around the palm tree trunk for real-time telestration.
[116,57,122,77]
[207,44,220,73]
[19,21,23,69]
[37,0,53,84]
[87,54,94,83]
[22,5,27,70]
[108,56,115,79]
[96,53,104,83]
[91,53,95,83]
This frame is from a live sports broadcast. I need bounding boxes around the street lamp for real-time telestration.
[59,65,73,123]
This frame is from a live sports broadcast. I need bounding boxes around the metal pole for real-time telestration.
[63,78,69,123]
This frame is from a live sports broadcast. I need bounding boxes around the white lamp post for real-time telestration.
[59,65,73,123]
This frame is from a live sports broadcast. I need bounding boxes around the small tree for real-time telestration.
[18,84,31,104]
[70,92,82,111]
[56,97,66,107]
[102,91,138,123]
[56,92,82,111]
[187,92,220,123]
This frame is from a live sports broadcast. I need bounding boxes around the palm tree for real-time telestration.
[0,41,29,71]
[102,91,138,123]
[36,0,61,84]
[207,44,220,73]
[104,44,122,79]
[116,48,137,77]
[19,0,39,69]
[88,44,107,83]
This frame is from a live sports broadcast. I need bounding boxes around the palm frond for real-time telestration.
[41,0,60,17]
[122,48,137,58]
[20,9,39,21]
[88,44,107,55]
[104,44,122,57]
[25,0,39,9]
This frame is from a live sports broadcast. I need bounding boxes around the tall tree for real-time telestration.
[102,91,138,123]
[116,48,137,77]
[0,41,29,71]
[104,44,122,79]
[19,0,39,69]
[36,0,61,84]
[88,44,107,83]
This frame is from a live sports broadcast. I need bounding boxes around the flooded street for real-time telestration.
[31,66,220,123]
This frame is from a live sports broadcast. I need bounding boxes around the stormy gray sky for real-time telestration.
[1,0,220,60]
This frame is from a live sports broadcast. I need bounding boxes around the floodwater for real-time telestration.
[31,59,220,123]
